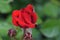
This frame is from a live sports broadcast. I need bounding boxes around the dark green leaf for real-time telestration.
[43,3,59,18]
[41,19,60,38]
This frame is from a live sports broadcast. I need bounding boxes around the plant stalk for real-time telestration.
[23,28,32,40]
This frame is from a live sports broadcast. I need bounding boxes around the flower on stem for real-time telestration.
[12,4,38,28]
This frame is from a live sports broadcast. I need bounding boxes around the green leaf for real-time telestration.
[0,0,12,13]
[41,19,60,38]
[0,36,2,40]
[6,15,12,24]
[43,3,59,18]
[0,22,13,36]
[35,0,42,4]
[34,5,43,17]
[36,17,42,24]
[16,30,23,40]
[0,0,13,3]
[55,34,60,40]
[32,29,41,40]
[51,0,60,6]
[20,0,31,3]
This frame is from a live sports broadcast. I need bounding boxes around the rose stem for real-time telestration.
[10,37,17,40]
[23,28,32,40]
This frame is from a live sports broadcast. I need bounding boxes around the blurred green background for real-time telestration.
[0,0,60,40]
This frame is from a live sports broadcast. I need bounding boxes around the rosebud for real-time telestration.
[8,29,17,37]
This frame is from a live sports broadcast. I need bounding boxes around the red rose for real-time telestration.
[12,4,38,28]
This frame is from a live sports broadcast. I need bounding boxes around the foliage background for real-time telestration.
[0,0,60,40]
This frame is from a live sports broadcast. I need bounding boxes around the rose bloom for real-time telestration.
[12,4,38,28]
